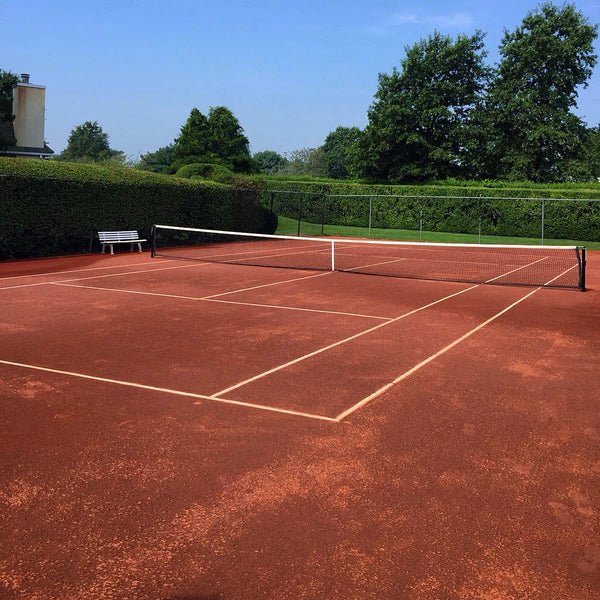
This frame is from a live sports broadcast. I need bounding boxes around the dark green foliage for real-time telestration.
[0,69,18,149]
[173,161,266,189]
[279,147,328,177]
[357,31,490,182]
[56,121,125,163]
[581,126,600,180]
[136,145,175,173]
[0,158,274,260]
[478,3,598,182]
[172,106,253,173]
[175,162,225,179]
[262,179,600,241]
[253,150,288,174]
[322,127,362,179]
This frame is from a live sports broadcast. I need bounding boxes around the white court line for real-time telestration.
[211,284,478,398]
[0,261,213,290]
[335,263,578,421]
[0,258,173,281]
[0,281,52,291]
[210,254,566,399]
[0,359,336,423]
[485,256,548,283]
[201,272,330,299]
[51,282,391,320]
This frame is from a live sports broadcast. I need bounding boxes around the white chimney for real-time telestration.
[12,74,46,149]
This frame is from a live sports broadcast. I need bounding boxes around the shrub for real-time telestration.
[0,158,275,260]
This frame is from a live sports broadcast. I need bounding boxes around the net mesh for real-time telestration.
[151,226,586,290]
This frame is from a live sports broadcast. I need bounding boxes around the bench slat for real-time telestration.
[98,230,145,253]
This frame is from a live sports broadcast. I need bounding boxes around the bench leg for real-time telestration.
[110,244,114,255]
[102,244,105,254]
[137,242,142,252]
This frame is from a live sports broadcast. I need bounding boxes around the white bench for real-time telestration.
[98,230,146,254]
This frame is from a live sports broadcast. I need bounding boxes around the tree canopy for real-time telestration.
[0,69,18,149]
[57,120,124,163]
[253,150,288,174]
[279,147,328,177]
[172,106,254,172]
[323,126,362,179]
[356,31,490,182]
[136,145,175,173]
[479,2,598,181]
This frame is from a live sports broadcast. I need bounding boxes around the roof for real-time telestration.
[0,120,54,157]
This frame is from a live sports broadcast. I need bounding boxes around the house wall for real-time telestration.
[12,83,45,149]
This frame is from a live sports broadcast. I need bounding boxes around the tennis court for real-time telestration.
[1,233,599,600]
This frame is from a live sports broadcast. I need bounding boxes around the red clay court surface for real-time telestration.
[0,246,599,600]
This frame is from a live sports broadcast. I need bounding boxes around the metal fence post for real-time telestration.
[541,198,545,245]
[321,193,326,235]
[297,194,302,236]
[368,197,373,238]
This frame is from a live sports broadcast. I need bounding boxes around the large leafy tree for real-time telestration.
[136,144,175,173]
[480,3,597,182]
[0,69,18,149]
[253,150,288,174]
[356,31,490,182]
[279,147,328,177]
[172,106,253,172]
[57,120,124,163]
[323,126,361,179]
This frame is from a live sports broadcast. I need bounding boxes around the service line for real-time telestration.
[0,359,337,423]
[334,262,578,421]
[51,281,390,321]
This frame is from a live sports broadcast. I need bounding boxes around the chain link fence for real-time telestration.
[261,190,600,244]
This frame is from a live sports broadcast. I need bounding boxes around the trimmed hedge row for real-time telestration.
[0,158,273,260]
[264,180,600,241]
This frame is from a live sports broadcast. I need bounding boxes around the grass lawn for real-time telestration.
[275,216,600,250]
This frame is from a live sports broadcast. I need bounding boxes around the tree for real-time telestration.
[253,150,288,174]
[577,125,600,181]
[356,31,490,182]
[57,120,124,163]
[279,147,328,177]
[172,106,254,172]
[480,3,598,182]
[136,144,175,173]
[322,126,361,178]
[0,69,18,149]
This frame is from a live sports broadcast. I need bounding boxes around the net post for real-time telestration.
[577,247,586,291]
[150,225,156,258]
[331,240,335,271]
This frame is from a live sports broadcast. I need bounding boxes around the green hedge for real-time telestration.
[0,158,274,260]
[263,179,600,241]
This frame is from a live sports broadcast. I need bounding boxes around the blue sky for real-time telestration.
[3,0,600,160]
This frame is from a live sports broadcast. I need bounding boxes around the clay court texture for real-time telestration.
[0,238,599,600]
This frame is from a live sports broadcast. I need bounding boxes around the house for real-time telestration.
[0,73,53,158]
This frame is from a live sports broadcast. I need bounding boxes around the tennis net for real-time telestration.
[151,225,586,290]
